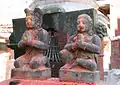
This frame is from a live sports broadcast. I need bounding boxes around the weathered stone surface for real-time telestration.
[59,66,100,83]
[11,67,51,79]
[105,69,120,85]
[0,78,102,85]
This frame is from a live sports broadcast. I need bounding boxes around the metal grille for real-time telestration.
[44,31,64,77]
[44,35,62,63]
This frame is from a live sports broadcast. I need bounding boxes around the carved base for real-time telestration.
[59,66,100,83]
[11,67,51,79]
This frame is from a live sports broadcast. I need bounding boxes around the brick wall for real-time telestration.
[111,39,120,68]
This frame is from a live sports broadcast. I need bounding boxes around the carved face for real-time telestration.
[26,14,33,28]
[26,14,40,28]
[77,14,93,34]
[25,8,43,29]
[77,17,86,33]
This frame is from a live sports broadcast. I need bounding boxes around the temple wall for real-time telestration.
[0,52,14,82]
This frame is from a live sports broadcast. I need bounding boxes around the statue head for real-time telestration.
[77,14,93,35]
[24,8,43,29]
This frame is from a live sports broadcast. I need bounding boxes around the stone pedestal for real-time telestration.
[11,67,51,79]
[59,66,100,83]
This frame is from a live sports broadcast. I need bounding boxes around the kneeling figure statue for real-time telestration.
[60,14,101,71]
[14,8,49,70]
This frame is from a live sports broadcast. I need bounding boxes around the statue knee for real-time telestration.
[59,49,66,57]
[14,60,20,68]
[86,59,97,71]
[59,49,66,63]
[60,49,73,63]
[76,58,97,71]
[88,62,97,71]
[30,61,40,69]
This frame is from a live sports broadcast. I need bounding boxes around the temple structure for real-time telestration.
[0,1,109,85]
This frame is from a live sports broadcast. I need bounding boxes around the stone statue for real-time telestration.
[60,14,101,71]
[14,8,49,70]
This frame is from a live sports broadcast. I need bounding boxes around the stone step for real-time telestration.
[11,67,51,79]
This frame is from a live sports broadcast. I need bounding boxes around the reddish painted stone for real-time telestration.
[97,55,104,80]
[11,67,51,79]
[0,78,103,85]
[59,66,100,83]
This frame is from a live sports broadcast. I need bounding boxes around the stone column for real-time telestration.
[97,40,104,80]
[98,54,104,80]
